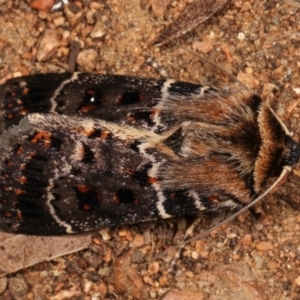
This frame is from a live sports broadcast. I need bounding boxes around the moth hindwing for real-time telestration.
[0,73,299,235]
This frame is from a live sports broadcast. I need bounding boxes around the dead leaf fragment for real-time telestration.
[0,232,92,277]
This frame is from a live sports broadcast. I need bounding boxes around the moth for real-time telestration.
[0,72,299,235]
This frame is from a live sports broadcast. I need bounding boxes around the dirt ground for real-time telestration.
[1,0,300,299]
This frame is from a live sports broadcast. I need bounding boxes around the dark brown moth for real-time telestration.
[0,73,299,235]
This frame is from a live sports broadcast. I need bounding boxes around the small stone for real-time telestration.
[51,290,81,299]
[243,234,252,247]
[53,16,65,27]
[273,66,284,79]
[148,0,171,19]
[132,234,144,248]
[90,2,103,9]
[227,233,237,239]
[163,288,204,300]
[295,276,300,286]
[103,249,112,263]
[54,281,64,292]
[292,87,300,95]
[65,4,83,27]
[77,257,88,269]
[232,254,240,260]
[98,267,112,277]
[240,1,252,11]
[114,253,147,298]
[77,49,98,72]
[83,251,103,268]
[159,275,168,286]
[98,282,108,294]
[86,9,96,24]
[185,271,194,278]
[83,279,93,294]
[143,276,154,286]
[30,0,54,11]
[237,32,246,40]
[221,44,234,63]
[8,275,29,300]
[131,249,145,264]
[267,261,279,269]
[256,241,273,252]
[90,21,107,38]
[237,213,246,223]
[237,72,257,89]
[252,252,265,269]
[99,228,111,241]
[192,40,213,54]
[149,289,157,299]
[118,228,128,237]
[199,251,209,259]
[191,251,199,260]
[126,230,134,242]
[36,29,61,62]
[148,261,160,274]
[0,276,8,295]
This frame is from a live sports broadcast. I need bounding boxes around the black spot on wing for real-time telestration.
[81,143,95,163]
[163,190,198,216]
[74,185,101,211]
[77,90,104,113]
[118,92,141,105]
[115,188,137,204]
[132,163,153,186]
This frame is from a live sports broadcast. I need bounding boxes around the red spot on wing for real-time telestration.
[148,177,159,184]
[208,196,219,202]
[30,131,52,147]
[17,176,28,184]
[76,185,90,193]
[22,87,30,95]
[15,189,26,195]
[83,204,91,211]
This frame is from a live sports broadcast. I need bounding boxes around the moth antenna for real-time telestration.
[268,104,293,136]
[157,33,248,90]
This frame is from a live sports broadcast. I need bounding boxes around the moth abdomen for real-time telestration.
[0,73,299,235]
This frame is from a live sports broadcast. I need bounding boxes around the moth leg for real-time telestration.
[168,217,203,273]
[145,56,170,78]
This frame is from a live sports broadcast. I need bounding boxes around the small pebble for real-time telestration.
[98,267,112,277]
[98,282,108,294]
[143,276,154,286]
[159,275,168,286]
[0,277,8,295]
[132,234,144,248]
[237,32,245,40]
[256,241,273,252]
[295,276,300,286]
[8,276,29,300]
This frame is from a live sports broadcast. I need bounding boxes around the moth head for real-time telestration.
[254,103,300,192]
